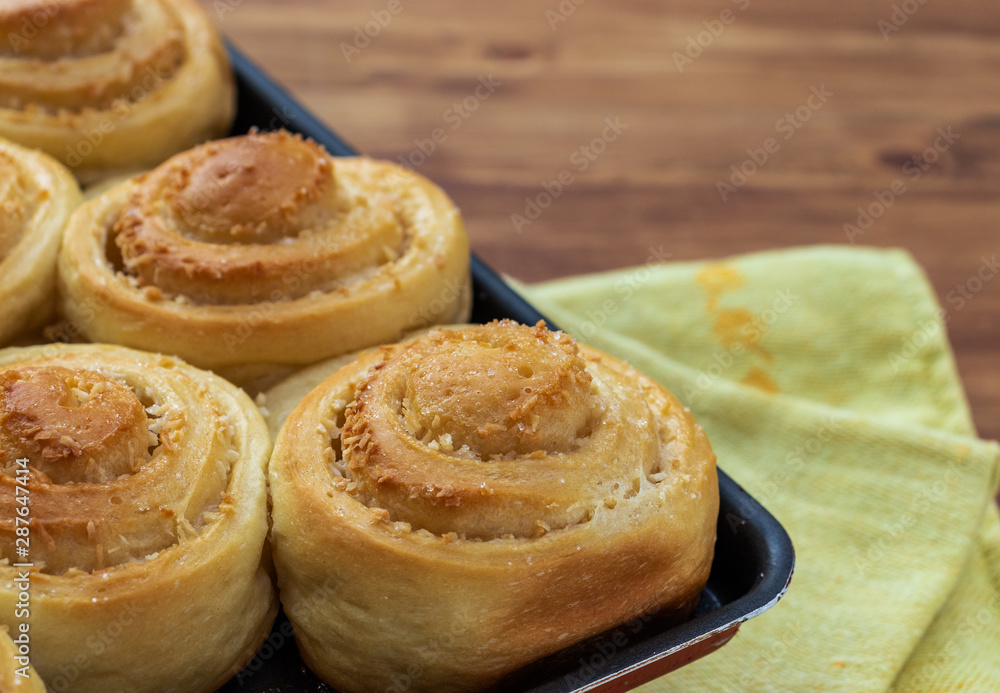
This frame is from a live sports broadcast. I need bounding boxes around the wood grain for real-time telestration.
[204,0,1000,445]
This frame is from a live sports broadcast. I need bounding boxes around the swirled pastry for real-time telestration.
[0,0,234,184]
[0,137,82,346]
[269,320,718,692]
[57,130,471,385]
[0,343,276,693]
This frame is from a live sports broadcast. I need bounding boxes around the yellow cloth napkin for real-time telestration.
[516,245,1000,692]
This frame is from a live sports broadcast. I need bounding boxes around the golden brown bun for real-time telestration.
[0,0,234,184]
[57,130,472,386]
[0,137,82,346]
[269,320,718,693]
[0,343,276,693]
[0,627,44,692]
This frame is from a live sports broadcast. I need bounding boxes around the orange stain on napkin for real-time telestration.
[697,262,778,394]
[712,308,773,364]
[742,367,779,394]
[696,263,744,312]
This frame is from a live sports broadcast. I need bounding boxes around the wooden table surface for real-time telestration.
[206,0,1000,444]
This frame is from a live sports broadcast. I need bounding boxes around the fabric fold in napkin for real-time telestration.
[516,245,1000,692]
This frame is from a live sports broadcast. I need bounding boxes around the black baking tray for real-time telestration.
[218,43,795,693]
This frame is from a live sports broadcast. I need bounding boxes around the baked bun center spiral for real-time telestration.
[169,134,334,244]
[402,322,595,457]
[0,0,184,113]
[339,321,638,540]
[0,347,256,576]
[0,0,133,60]
[111,130,407,305]
[0,366,152,484]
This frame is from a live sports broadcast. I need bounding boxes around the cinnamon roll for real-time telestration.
[0,343,276,693]
[0,0,234,184]
[0,137,82,346]
[269,320,718,692]
[57,130,471,386]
